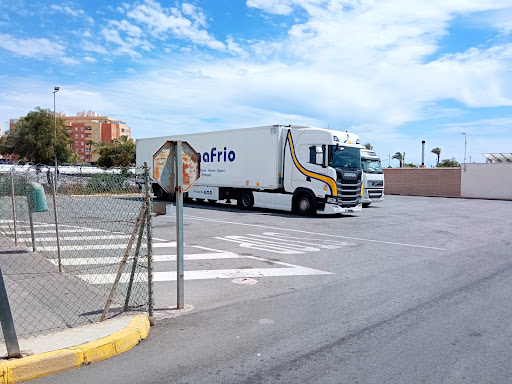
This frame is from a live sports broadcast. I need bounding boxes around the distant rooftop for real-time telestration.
[482,153,512,163]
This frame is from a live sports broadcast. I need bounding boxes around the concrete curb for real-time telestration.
[0,315,150,384]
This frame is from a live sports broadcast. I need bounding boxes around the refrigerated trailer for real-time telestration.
[360,148,384,206]
[136,125,363,215]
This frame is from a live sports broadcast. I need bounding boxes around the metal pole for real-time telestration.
[50,175,63,273]
[10,170,18,246]
[53,87,59,190]
[28,196,36,252]
[124,213,146,310]
[421,141,425,167]
[175,141,185,309]
[0,266,21,358]
[462,132,467,171]
[101,204,146,321]
[144,162,154,319]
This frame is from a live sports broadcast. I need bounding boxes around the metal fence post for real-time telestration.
[50,172,63,273]
[101,203,146,321]
[27,195,36,252]
[124,213,146,310]
[0,266,21,358]
[10,170,18,246]
[144,163,154,319]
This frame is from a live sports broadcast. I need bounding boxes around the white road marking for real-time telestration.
[79,265,332,284]
[37,242,176,251]
[183,215,446,251]
[49,252,241,266]
[215,232,357,254]
[17,235,134,242]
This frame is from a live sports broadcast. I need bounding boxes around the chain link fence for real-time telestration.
[0,163,153,349]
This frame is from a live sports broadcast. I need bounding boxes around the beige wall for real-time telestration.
[461,163,512,200]
[383,168,461,197]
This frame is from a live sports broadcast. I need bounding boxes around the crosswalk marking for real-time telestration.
[78,265,332,284]
[37,242,176,252]
[16,235,133,242]
[49,252,241,266]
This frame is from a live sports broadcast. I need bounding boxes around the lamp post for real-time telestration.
[53,86,59,184]
[461,132,467,171]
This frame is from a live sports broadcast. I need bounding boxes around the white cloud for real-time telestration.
[50,4,94,23]
[125,0,225,50]
[0,34,65,58]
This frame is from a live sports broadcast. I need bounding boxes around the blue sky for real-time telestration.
[1,0,512,167]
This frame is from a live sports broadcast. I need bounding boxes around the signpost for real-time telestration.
[153,141,200,309]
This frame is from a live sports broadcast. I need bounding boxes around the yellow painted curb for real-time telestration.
[0,315,150,384]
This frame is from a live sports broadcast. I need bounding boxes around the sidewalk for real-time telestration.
[0,236,151,383]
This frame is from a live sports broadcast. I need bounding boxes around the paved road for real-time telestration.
[32,195,512,383]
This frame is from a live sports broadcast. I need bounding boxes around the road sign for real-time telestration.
[152,140,201,310]
[152,141,200,193]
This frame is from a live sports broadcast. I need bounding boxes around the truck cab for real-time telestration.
[360,148,384,207]
[283,127,362,215]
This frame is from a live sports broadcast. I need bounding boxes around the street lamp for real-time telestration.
[461,132,467,171]
[53,86,59,184]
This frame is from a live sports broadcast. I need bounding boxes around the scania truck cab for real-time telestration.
[360,148,384,207]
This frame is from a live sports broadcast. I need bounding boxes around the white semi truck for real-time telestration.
[360,148,384,207]
[136,125,363,215]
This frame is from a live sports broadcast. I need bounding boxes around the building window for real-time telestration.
[75,134,78,138]
[75,149,79,153]
[81,127,84,131]
[75,127,78,131]
[81,134,84,138]
[81,148,84,152]
[94,134,98,138]
[74,141,78,145]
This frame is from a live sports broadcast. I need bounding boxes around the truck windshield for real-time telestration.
[361,158,383,174]
[328,146,361,169]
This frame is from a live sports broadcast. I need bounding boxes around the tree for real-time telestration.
[94,136,135,167]
[70,152,81,165]
[86,140,95,163]
[0,107,72,165]
[437,158,460,167]
[404,163,417,168]
[364,143,373,150]
[392,152,403,168]
[431,147,441,164]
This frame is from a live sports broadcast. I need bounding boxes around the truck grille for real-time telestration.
[337,182,361,207]
[368,189,383,199]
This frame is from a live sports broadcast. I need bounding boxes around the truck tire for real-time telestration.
[294,192,316,216]
[154,186,165,200]
[237,191,253,209]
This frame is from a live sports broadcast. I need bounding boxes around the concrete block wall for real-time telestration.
[461,163,512,200]
[383,168,461,197]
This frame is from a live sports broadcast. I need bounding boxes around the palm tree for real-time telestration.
[86,140,95,163]
[392,152,403,167]
[364,143,373,150]
[431,147,441,164]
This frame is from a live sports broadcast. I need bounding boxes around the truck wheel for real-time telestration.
[362,202,371,208]
[237,191,253,209]
[154,186,165,200]
[294,193,315,216]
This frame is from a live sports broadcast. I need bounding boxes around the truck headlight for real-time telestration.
[326,197,338,204]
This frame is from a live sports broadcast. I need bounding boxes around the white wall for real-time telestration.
[461,163,512,200]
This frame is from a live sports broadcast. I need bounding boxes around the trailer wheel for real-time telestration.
[294,193,316,216]
[237,191,253,209]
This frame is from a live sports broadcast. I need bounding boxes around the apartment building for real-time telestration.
[62,110,132,163]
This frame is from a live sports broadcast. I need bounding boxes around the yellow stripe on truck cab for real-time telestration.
[286,130,338,196]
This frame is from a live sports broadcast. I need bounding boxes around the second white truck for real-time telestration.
[360,148,384,207]
[136,125,363,215]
